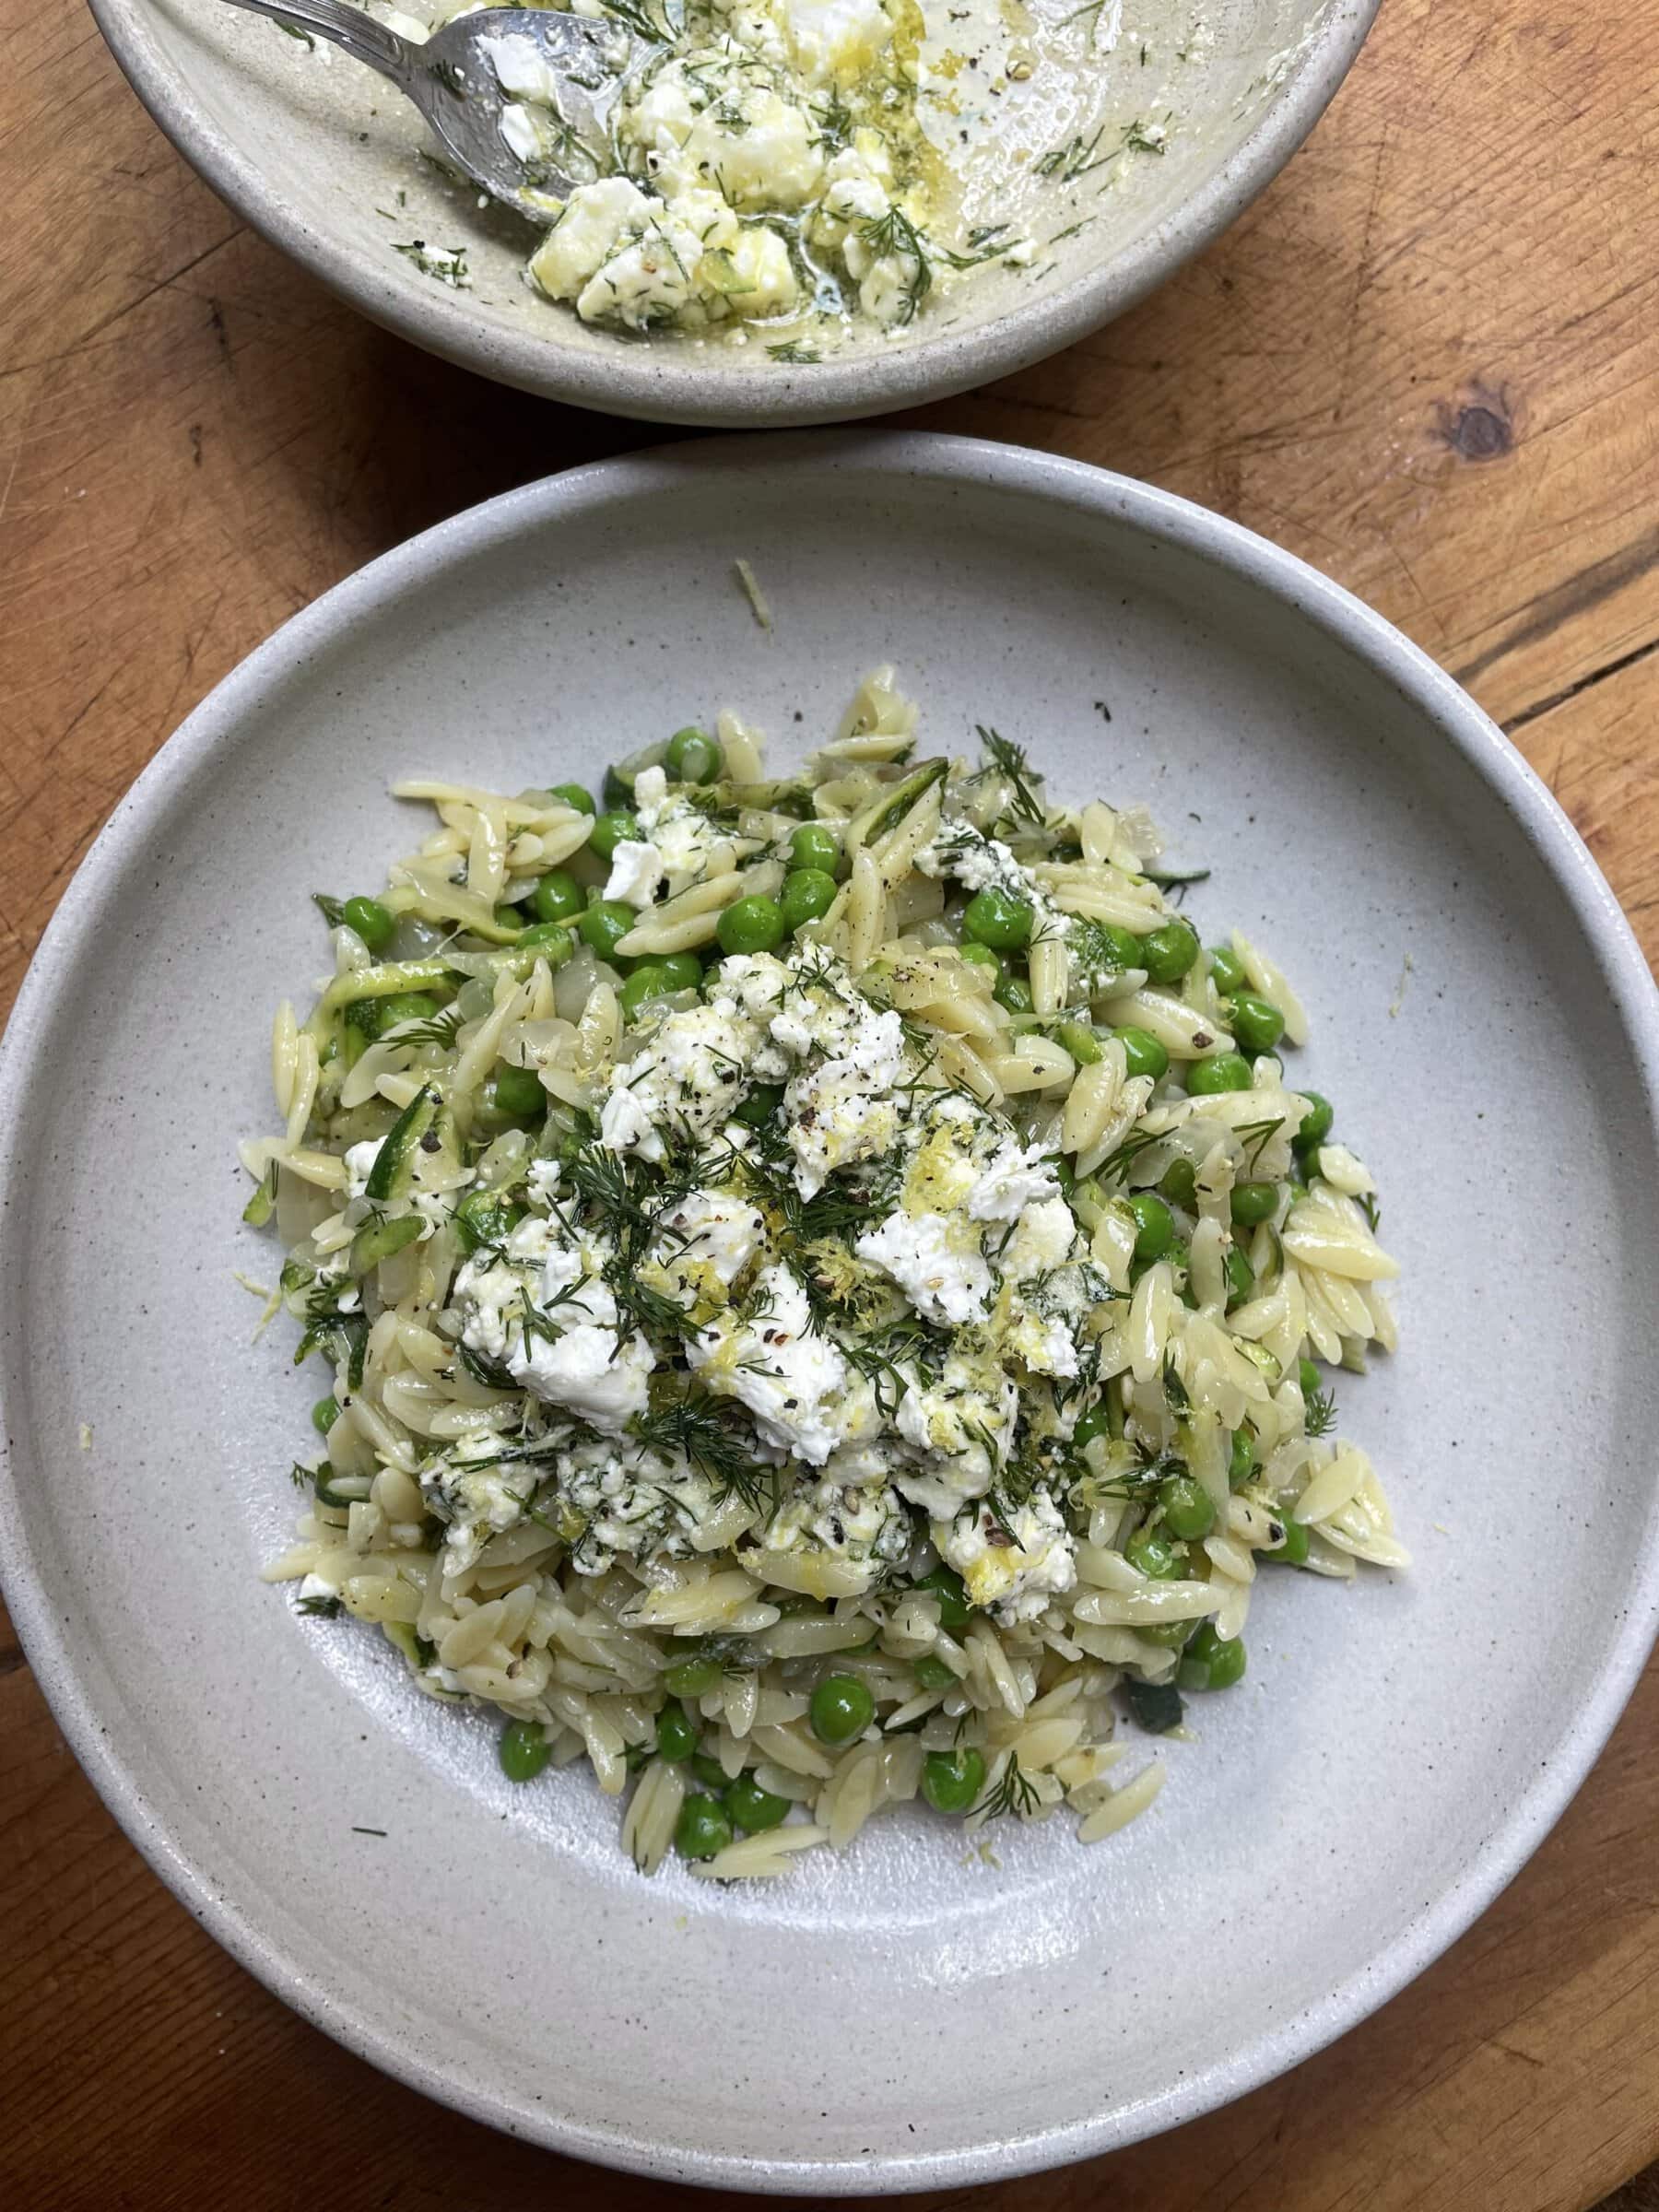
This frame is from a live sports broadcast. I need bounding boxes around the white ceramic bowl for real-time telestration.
[91,0,1375,425]
[4,435,1657,2190]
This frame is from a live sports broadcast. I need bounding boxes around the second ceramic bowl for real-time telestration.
[91,0,1375,423]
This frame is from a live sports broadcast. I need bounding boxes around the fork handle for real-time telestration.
[217,0,418,87]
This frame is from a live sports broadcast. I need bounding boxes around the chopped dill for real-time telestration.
[1235,1114,1285,1176]
[1304,1387,1338,1439]
[973,1752,1041,1823]
[296,1593,342,1618]
[977,726,1044,824]
[631,1398,778,1512]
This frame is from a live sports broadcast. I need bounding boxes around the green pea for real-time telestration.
[499,1719,550,1783]
[663,1654,720,1698]
[618,964,675,1021]
[665,725,722,783]
[1054,1018,1102,1065]
[1230,1180,1278,1228]
[516,923,573,967]
[1139,1618,1196,1650]
[717,894,786,956]
[1113,1025,1169,1080]
[577,900,636,961]
[674,1794,733,1862]
[1298,1357,1322,1399]
[1136,922,1199,985]
[724,1773,790,1833]
[1230,991,1286,1057]
[589,809,640,862]
[810,1675,876,1745]
[601,765,636,811]
[494,1064,545,1119]
[531,869,584,925]
[311,1394,339,1435]
[1125,1526,1186,1581]
[995,973,1033,1015]
[655,1699,699,1763]
[454,1190,524,1254]
[1270,1514,1312,1566]
[913,1564,971,1631]
[1208,943,1246,995]
[1159,1474,1217,1540]
[1072,1401,1112,1451]
[1179,1621,1247,1691]
[690,1750,730,1793]
[342,896,394,953]
[962,886,1035,951]
[654,952,702,992]
[1126,1190,1174,1262]
[1224,1245,1254,1310]
[922,1747,985,1816]
[791,822,841,877]
[547,782,595,817]
[912,1653,956,1692]
[733,1083,783,1129]
[1228,1426,1257,1489]
[780,867,838,933]
[1186,1052,1253,1096]
[1296,1091,1334,1149]
[1159,1157,1198,1211]
[1087,921,1144,975]
[493,902,527,934]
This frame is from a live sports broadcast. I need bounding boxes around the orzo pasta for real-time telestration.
[244,672,1403,1880]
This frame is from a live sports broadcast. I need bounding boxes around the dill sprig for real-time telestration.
[859,206,934,325]
[977,726,1045,824]
[1234,1114,1285,1175]
[630,1398,778,1512]
[296,1593,342,1618]
[1304,1386,1338,1439]
[394,1005,465,1049]
[1096,1126,1164,1184]
[973,1752,1041,1824]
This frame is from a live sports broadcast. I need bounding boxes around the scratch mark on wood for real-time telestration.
[1454,525,1659,688]
[1506,633,1659,734]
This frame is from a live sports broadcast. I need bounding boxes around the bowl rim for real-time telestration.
[4,430,1657,2189]
[88,0,1380,426]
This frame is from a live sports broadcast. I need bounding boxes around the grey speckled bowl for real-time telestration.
[4,435,1658,2189]
[90,0,1375,425]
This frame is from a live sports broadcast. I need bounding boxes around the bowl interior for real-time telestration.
[96,0,1372,421]
[5,437,1657,2188]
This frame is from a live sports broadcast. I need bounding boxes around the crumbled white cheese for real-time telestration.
[938,1488,1077,1623]
[855,1208,992,1326]
[968,1135,1062,1222]
[647,1186,767,1308]
[344,1137,383,1199]
[452,1216,649,1436]
[604,837,667,907]
[690,1263,873,1465]
[891,1349,1018,1516]
[601,991,782,1163]
[752,1466,912,1589]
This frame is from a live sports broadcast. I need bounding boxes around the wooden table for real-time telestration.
[5,0,1659,2205]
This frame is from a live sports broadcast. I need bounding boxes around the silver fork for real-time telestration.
[221,0,642,220]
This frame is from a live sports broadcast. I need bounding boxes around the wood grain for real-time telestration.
[3,0,1658,2205]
